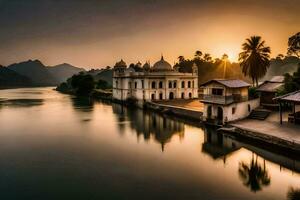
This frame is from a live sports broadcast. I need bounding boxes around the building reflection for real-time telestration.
[112,103,184,151]
[70,97,94,112]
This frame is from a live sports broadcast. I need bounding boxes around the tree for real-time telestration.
[239,36,271,86]
[287,32,300,58]
[71,73,95,96]
[203,53,212,62]
[178,56,185,63]
[194,50,203,60]
[276,54,285,60]
[238,154,271,192]
[287,187,300,200]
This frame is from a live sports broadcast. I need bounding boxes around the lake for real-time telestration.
[0,87,299,200]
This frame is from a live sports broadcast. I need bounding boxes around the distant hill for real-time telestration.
[48,63,85,83]
[262,56,300,81]
[7,60,58,86]
[0,66,32,88]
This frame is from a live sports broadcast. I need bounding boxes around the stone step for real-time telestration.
[248,109,271,120]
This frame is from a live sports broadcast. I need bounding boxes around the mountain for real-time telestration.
[47,63,85,83]
[7,60,58,86]
[0,66,32,88]
[262,56,300,81]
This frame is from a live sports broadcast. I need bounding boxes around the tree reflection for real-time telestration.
[287,187,300,200]
[238,153,271,192]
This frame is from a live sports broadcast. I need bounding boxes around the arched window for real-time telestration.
[134,81,137,89]
[181,92,184,99]
[169,92,174,100]
[169,81,172,88]
[151,81,156,89]
[159,93,163,100]
[188,81,191,88]
[151,93,155,100]
[159,81,163,88]
[173,81,177,88]
[189,92,192,98]
[181,81,185,88]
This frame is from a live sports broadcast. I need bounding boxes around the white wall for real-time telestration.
[203,98,260,123]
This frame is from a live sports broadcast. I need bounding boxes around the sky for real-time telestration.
[0,0,299,69]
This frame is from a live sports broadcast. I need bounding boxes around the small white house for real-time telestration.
[200,79,260,125]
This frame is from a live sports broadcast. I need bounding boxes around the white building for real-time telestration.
[200,79,260,125]
[113,56,198,106]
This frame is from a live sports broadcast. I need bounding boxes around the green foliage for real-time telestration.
[280,65,300,95]
[287,32,300,58]
[71,73,95,96]
[96,79,111,89]
[248,87,258,99]
[239,36,271,86]
[173,50,249,85]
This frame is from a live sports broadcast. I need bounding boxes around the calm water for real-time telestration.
[0,87,299,200]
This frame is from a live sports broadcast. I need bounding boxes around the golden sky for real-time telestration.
[0,0,299,68]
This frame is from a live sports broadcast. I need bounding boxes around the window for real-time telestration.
[248,104,251,112]
[151,93,155,100]
[232,107,236,115]
[181,92,184,99]
[189,92,192,98]
[141,80,144,89]
[134,81,137,89]
[169,81,172,88]
[173,81,177,88]
[151,81,156,89]
[212,88,223,95]
[188,81,191,88]
[159,93,163,100]
[181,81,185,88]
[159,81,163,88]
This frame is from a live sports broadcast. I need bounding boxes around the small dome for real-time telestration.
[143,61,151,70]
[152,56,173,72]
[114,59,127,68]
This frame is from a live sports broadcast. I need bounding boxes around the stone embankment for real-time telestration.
[219,126,300,153]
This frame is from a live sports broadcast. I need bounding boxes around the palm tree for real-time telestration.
[239,36,271,86]
[287,187,300,200]
[238,153,271,192]
[194,50,203,60]
[178,56,185,63]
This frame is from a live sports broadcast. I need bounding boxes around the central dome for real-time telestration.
[152,56,173,72]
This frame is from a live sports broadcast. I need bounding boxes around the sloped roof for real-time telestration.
[257,82,284,92]
[273,90,300,103]
[201,79,250,88]
[269,76,284,83]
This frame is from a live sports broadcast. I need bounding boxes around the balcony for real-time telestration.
[201,94,248,104]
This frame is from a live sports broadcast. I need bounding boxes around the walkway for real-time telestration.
[230,112,300,144]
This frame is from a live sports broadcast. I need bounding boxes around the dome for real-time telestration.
[114,59,127,68]
[152,56,173,72]
[143,61,151,70]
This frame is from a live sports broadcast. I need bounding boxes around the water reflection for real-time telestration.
[202,126,240,163]
[70,97,94,112]
[238,154,271,192]
[0,98,44,107]
[287,187,300,200]
[112,104,184,151]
